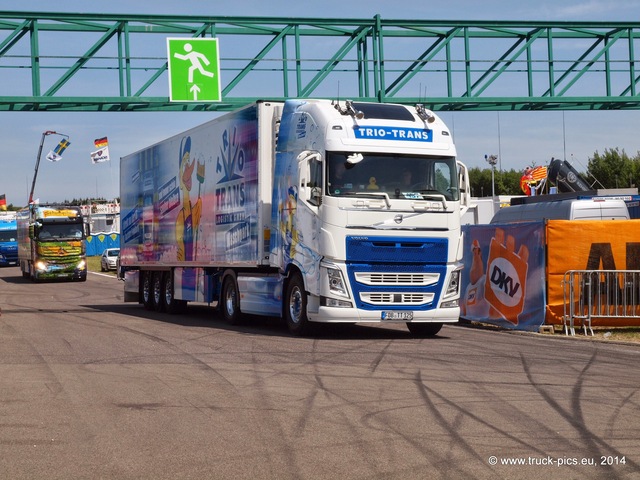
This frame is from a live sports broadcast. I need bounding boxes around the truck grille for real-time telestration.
[39,244,83,258]
[355,272,439,286]
[360,292,435,305]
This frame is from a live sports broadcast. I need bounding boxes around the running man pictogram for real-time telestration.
[173,43,215,83]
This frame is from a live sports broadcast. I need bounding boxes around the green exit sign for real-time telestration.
[166,38,221,102]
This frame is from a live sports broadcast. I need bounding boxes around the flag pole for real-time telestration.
[29,130,68,205]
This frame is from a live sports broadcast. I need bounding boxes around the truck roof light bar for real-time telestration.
[333,99,364,120]
[345,100,365,120]
[415,104,436,124]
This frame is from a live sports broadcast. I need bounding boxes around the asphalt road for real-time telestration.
[0,267,639,480]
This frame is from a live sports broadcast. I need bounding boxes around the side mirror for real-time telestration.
[310,186,322,206]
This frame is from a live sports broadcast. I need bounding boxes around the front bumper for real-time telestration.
[309,305,460,324]
[33,259,87,281]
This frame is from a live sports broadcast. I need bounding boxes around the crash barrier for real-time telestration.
[562,270,640,336]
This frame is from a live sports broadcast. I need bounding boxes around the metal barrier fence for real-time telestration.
[562,270,640,336]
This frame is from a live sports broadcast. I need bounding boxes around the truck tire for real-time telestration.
[153,272,165,312]
[406,322,443,337]
[285,272,311,336]
[162,271,186,314]
[221,274,242,325]
[142,271,155,310]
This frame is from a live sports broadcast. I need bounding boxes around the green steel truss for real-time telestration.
[2,12,640,112]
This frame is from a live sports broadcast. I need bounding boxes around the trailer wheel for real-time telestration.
[163,271,186,314]
[285,273,311,336]
[142,271,154,310]
[153,272,165,312]
[221,275,242,325]
[406,322,442,337]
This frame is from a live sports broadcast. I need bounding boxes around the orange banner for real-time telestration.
[546,219,640,325]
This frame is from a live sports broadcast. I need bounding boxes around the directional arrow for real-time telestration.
[190,84,201,101]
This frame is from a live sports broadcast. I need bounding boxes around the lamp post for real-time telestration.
[485,154,498,198]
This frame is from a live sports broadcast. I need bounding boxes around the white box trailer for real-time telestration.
[120,100,470,336]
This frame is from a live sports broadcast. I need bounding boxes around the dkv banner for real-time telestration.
[461,222,546,331]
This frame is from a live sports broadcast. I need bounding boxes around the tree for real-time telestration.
[469,167,527,196]
[468,167,492,197]
[497,169,524,195]
[587,148,638,189]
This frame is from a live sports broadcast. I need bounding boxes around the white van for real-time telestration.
[490,198,629,224]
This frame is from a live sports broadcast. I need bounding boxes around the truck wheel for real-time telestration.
[406,322,443,337]
[142,271,154,310]
[285,273,311,336]
[221,275,242,325]
[163,271,186,314]
[153,272,165,312]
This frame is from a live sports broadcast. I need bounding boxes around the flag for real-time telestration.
[46,138,71,162]
[0,194,6,211]
[91,137,110,164]
[520,166,548,195]
[91,146,110,164]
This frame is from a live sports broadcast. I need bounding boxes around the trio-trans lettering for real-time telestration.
[354,126,433,142]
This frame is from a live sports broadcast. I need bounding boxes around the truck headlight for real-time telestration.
[327,266,348,297]
[77,260,86,270]
[320,263,352,307]
[441,268,461,308]
[444,269,461,298]
[35,260,47,271]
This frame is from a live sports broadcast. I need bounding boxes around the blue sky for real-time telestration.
[2,0,640,205]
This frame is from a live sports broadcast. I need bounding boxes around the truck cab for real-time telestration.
[17,205,89,281]
[0,212,18,266]
[270,100,470,335]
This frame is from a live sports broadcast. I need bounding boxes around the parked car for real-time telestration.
[100,248,120,271]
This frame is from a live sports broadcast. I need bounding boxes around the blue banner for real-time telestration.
[461,222,546,331]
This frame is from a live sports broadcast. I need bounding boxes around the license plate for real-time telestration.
[381,311,413,321]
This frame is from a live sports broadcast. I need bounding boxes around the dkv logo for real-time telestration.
[484,231,529,324]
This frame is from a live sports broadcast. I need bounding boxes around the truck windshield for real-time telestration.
[38,223,84,241]
[0,230,17,242]
[326,152,459,201]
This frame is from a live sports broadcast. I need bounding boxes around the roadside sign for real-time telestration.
[167,38,221,102]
